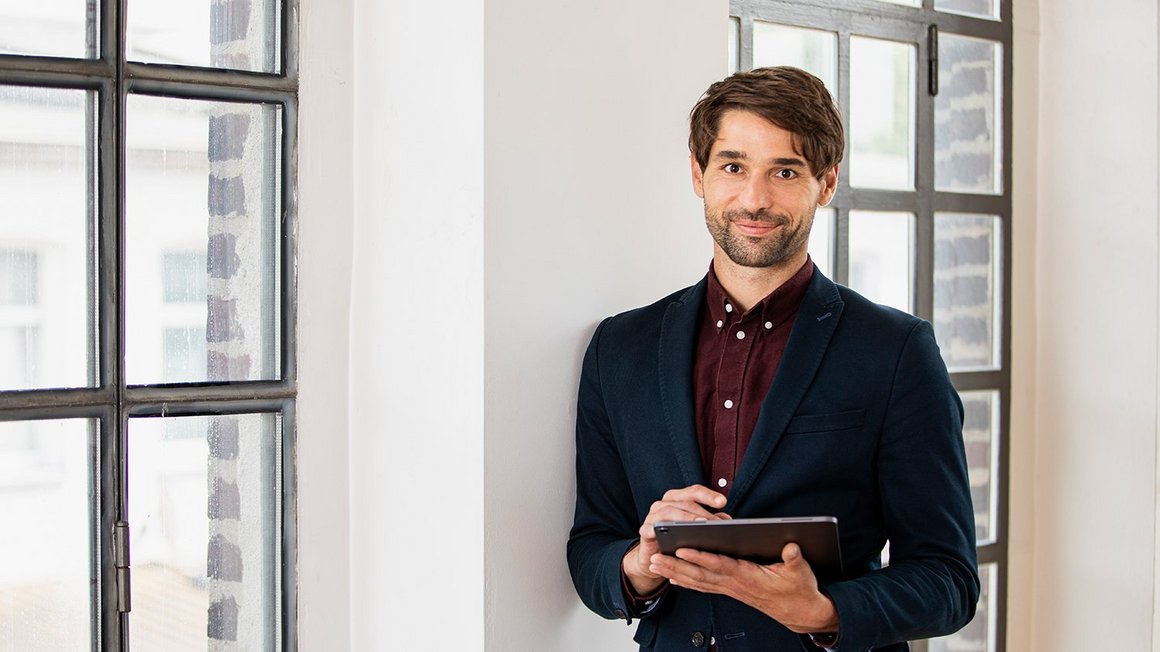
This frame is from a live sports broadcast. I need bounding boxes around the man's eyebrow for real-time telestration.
[713,150,748,160]
[711,151,809,168]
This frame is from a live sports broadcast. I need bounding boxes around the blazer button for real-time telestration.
[691,631,706,647]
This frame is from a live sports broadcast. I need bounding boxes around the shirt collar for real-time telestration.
[705,257,816,330]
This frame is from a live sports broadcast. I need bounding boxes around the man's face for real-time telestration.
[692,109,838,270]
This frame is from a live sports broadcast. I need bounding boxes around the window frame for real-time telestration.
[729,1,1013,650]
[0,0,300,649]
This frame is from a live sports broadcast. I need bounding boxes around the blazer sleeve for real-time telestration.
[824,320,981,650]
[566,319,658,623]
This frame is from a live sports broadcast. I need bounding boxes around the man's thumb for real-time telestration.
[782,542,803,564]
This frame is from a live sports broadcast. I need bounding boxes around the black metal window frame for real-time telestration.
[728,1,1013,650]
[0,1,299,650]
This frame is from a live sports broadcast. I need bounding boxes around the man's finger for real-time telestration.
[662,485,728,510]
[646,502,728,526]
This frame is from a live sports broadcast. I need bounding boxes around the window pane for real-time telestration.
[936,34,1003,194]
[127,0,281,73]
[850,37,916,190]
[935,213,1001,371]
[936,0,1000,21]
[959,390,999,544]
[728,17,740,75]
[848,211,914,313]
[752,22,837,93]
[929,562,998,652]
[125,95,282,385]
[128,414,282,650]
[809,207,835,280]
[0,2,95,59]
[0,419,93,650]
[0,86,94,390]
[162,251,208,304]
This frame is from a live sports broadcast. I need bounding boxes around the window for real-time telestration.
[0,1,297,649]
[729,1,1011,650]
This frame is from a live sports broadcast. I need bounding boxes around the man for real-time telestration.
[567,67,979,651]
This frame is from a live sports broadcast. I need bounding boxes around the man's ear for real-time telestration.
[817,164,839,207]
[691,152,705,199]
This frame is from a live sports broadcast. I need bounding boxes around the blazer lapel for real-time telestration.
[658,277,708,489]
[728,271,845,512]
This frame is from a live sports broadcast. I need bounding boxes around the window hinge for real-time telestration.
[928,24,940,96]
[114,520,131,613]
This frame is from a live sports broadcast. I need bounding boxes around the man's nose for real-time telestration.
[738,176,774,212]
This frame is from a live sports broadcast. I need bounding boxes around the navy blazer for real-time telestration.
[568,270,979,651]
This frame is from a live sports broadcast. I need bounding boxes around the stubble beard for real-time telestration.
[706,206,814,269]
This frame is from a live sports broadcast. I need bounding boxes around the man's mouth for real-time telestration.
[733,221,778,237]
[729,210,788,235]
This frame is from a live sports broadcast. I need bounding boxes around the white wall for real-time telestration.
[1023,0,1159,648]
[299,0,724,649]
[1007,0,1038,649]
[296,0,354,648]
[347,0,486,649]
[483,1,725,649]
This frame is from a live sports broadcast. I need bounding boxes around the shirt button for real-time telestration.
[717,478,727,488]
[765,321,773,330]
[716,320,723,328]
[710,636,717,646]
[736,330,745,340]
[692,631,706,648]
[723,399,734,409]
[725,303,733,313]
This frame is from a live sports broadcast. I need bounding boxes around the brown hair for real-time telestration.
[689,66,845,179]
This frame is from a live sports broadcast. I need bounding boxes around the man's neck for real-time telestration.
[712,248,808,313]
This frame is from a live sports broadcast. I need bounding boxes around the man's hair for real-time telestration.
[689,66,845,179]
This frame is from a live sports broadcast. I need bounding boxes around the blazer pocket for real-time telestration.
[785,409,865,435]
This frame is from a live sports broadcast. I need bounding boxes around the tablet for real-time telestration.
[652,516,843,580]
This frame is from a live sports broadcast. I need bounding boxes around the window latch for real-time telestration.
[114,521,131,613]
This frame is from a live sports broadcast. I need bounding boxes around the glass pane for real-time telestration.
[125,95,282,385]
[0,419,93,650]
[0,86,94,390]
[127,0,281,73]
[0,1,95,59]
[959,390,999,544]
[128,414,282,650]
[850,37,916,190]
[934,213,1001,371]
[753,22,837,94]
[728,17,739,75]
[848,211,914,313]
[809,207,835,279]
[936,0,1000,21]
[929,562,998,652]
[936,34,1003,194]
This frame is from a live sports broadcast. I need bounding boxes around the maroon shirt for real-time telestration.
[694,259,814,495]
[621,259,815,616]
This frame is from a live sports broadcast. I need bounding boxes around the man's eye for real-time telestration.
[724,163,742,174]
[776,169,797,180]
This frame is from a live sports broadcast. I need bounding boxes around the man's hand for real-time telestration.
[648,542,839,634]
[622,485,730,595]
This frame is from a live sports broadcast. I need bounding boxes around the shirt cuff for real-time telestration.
[618,559,668,622]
